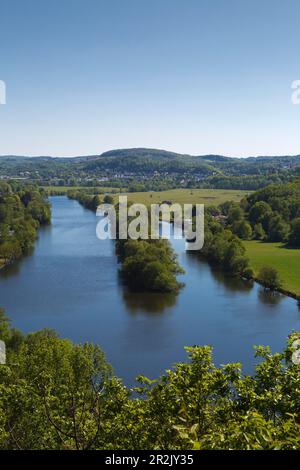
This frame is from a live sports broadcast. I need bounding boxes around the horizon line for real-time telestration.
[0,147,300,160]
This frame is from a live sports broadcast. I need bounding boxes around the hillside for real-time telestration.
[1,148,300,191]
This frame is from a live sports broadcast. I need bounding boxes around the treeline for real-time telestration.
[46,186,120,196]
[216,179,300,246]
[0,182,51,266]
[1,309,300,450]
[243,179,300,245]
[202,173,293,190]
[2,150,300,192]
[67,190,104,211]
[199,209,252,278]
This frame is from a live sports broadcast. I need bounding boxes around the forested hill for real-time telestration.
[2,147,300,164]
[1,148,300,190]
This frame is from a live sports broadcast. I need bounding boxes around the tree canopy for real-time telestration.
[0,183,51,266]
[1,310,300,450]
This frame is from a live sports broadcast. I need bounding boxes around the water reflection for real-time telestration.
[206,264,254,293]
[0,255,28,278]
[123,290,177,314]
[0,262,21,278]
[258,288,283,306]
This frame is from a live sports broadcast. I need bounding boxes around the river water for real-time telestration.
[0,196,299,384]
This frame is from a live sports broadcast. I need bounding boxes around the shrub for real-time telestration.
[258,266,282,291]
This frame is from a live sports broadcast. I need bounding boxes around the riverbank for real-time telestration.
[67,190,299,302]
[68,192,184,293]
[0,183,51,269]
[244,240,300,300]
[1,196,299,385]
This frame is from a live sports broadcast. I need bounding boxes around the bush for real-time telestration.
[258,266,282,291]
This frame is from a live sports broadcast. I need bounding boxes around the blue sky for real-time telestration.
[0,0,299,157]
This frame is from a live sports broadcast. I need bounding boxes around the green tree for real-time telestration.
[232,220,252,240]
[258,266,282,291]
[267,213,289,242]
[0,241,22,264]
[103,194,114,205]
[1,313,300,450]
[227,204,244,224]
[289,217,300,246]
[248,201,272,225]
[253,223,265,240]
[1,329,113,450]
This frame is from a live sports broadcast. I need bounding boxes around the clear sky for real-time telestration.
[0,0,299,157]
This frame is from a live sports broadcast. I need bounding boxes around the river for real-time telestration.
[0,196,299,384]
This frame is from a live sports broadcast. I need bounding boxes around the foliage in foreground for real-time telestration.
[1,309,300,450]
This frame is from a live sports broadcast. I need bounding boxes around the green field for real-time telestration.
[42,187,250,205]
[244,240,300,296]
[112,189,250,207]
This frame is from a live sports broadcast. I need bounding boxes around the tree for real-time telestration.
[258,266,282,291]
[2,312,300,450]
[227,204,244,224]
[103,194,114,205]
[1,329,113,450]
[267,213,289,242]
[253,223,265,240]
[232,220,252,240]
[92,195,102,209]
[0,241,22,264]
[248,201,272,225]
[27,201,51,225]
[223,239,249,275]
[289,217,300,246]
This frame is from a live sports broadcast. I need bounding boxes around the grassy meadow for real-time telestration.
[244,240,300,296]
[43,186,249,205]
[111,188,250,207]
